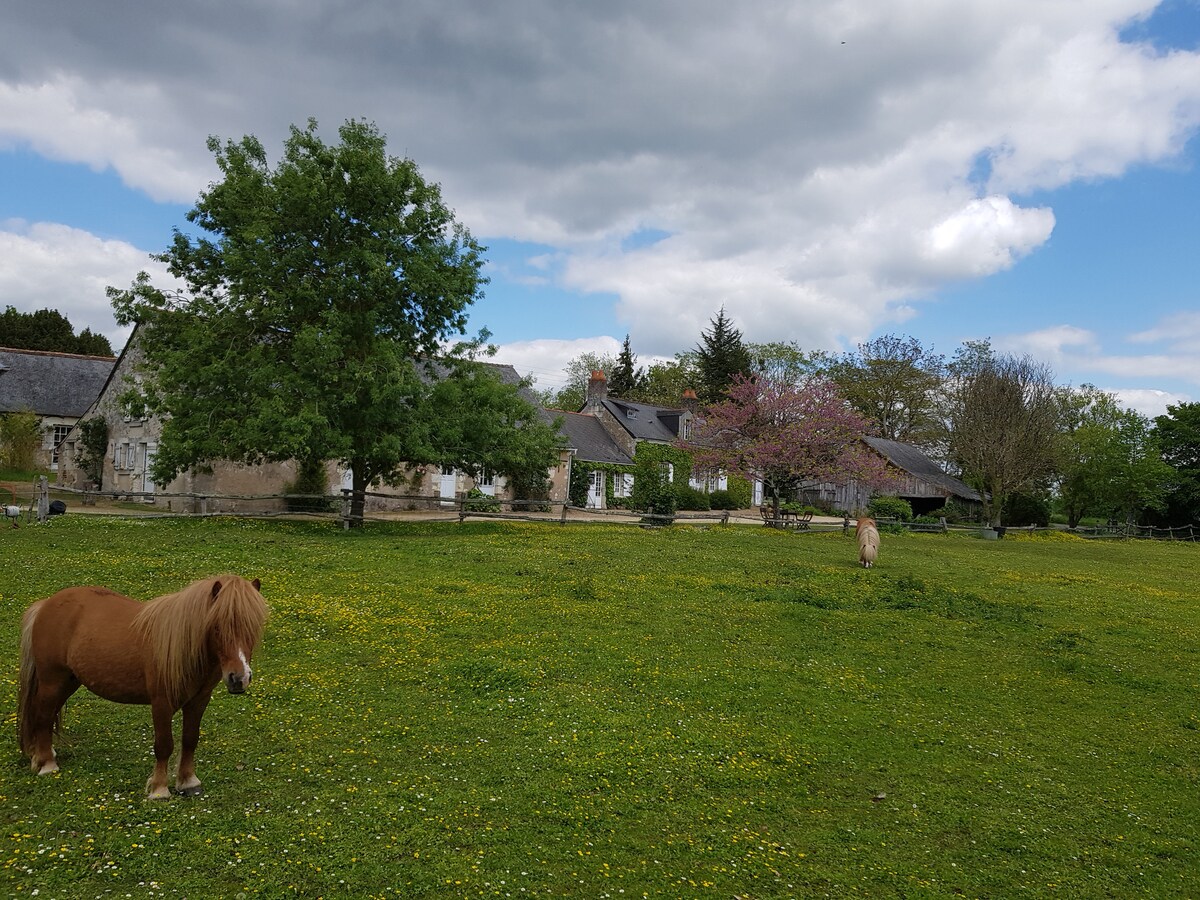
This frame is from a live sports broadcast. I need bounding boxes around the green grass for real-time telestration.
[2,517,1198,898]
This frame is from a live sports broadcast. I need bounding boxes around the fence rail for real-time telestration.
[5,479,1200,540]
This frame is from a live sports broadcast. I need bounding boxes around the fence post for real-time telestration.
[35,476,49,523]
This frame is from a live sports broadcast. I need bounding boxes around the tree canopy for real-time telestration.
[1,306,113,356]
[694,308,752,405]
[608,334,647,398]
[1151,401,1200,525]
[945,345,1060,527]
[540,350,618,411]
[1055,386,1170,528]
[110,118,557,523]
[682,374,888,514]
[824,334,945,445]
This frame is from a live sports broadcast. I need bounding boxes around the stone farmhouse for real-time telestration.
[554,369,722,509]
[0,347,116,472]
[56,329,561,513]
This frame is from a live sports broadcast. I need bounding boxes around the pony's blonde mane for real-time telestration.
[132,575,268,708]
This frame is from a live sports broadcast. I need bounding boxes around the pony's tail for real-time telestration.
[17,602,42,756]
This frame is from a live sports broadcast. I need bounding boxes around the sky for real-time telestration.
[2,1,1199,417]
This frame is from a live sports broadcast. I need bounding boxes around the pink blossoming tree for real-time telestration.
[682,375,891,515]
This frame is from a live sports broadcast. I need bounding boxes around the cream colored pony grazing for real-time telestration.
[856,517,880,568]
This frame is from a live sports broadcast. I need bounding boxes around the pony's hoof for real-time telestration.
[35,760,59,776]
[146,788,171,801]
[173,785,204,798]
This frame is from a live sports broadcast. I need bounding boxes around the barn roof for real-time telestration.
[863,436,981,502]
[0,347,116,418]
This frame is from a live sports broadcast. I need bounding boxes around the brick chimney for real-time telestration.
[681,388,699,415]
[586,369,608,410]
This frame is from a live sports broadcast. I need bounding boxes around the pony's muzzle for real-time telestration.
[225,672,247,694]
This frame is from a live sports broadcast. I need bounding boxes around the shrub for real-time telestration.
[675,486,711,511]
[0,410,42,472]
[724,477,754,509]
[939,499,980,524]
[707,489,737,510]
[75,417,109,489]
[463,487,501,512]
[868,496,913,521]
[285,458,333,513]
[1004,492,1051,528]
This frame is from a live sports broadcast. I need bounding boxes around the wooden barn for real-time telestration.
[799,436,982,516]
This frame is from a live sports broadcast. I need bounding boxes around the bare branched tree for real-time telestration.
[946,348,1060,528]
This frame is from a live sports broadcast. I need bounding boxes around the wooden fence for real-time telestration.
[5,479,1200,540]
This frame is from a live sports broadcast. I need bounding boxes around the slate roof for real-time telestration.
[417,358,543,407]
[551,410,634,466]
[0,347,116,418]
[598,398,685,443]
[863,436,981,501]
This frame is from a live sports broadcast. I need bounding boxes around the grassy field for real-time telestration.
[1,516,1197,898]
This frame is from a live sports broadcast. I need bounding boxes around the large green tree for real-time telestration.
[635,353,699,407]
[110,118,510,525]
[1,306,113,356]
[694,308,752,405]
[824,334,945,445]
[540,350,618,410]
[747,340,827,388]
[419,359,564,502]
[1056,386,1171,528]
[1152,401,1200,525]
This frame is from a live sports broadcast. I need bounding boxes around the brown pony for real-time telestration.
[18,574,268,799]
[856,516,880,568]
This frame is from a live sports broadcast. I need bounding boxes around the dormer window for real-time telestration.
[625,408,636,419]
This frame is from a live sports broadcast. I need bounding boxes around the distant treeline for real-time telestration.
[1,306,114,356]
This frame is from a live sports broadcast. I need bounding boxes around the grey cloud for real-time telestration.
[2,0,1198,366]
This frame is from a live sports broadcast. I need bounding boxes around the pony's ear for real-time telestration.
[210,580,223,601]
[252,578,261,592]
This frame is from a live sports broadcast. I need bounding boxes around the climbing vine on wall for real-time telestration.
[568,460,635,507]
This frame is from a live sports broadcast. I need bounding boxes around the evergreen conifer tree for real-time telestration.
[695,308,752,405]
[608,334,646,398]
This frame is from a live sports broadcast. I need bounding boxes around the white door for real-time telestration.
[587,470,604,509]
[440,466,457,505]
[142,444,157,496]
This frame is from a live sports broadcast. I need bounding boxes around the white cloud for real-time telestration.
[490,336,624,392]
[0,77,212,203]
[0,221,178,345]
[923,198,1056,279]
[1109,387,1189,419]
[998,325,1100,367]
[1129,311,1200,353]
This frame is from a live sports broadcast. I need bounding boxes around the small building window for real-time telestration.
[50,425,71,467]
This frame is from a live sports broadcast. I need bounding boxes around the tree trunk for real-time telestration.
[348,464,369,528]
